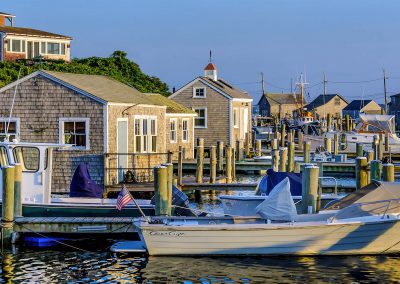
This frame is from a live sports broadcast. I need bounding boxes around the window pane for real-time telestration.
[75,122,86,134]
[152,136,157,152]
[143,119,148,135]
[135,119,141,135]
[75,135,86,146]
[135,136,141,153]
[22,40,26,52]
[47,42,60,54]
[195,118,205,126]
[61,43,66,55]
[143,136,148,152]
[151,119,156,135]
[64,122,74,133]
[13,147,39,171]
[12,39,21,52]
[6,40,10,52]
[41,42,46,54]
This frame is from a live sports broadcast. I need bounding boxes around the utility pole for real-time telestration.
[261,72,265,95]
[291,78,293,93]
[383,69,388,114]
[323,72,327,122]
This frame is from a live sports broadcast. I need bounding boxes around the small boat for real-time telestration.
[220,170,343,216]
[0,140,190,217]
[136,182,400,256]
[325,114,400,153]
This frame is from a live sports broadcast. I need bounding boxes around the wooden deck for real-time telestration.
[14,217,136,233]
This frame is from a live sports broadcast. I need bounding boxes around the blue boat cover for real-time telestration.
[151,185,193,216]
[257,169,302,196]
[70,163,103,198]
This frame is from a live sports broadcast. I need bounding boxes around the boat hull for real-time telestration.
[139,217,400,256]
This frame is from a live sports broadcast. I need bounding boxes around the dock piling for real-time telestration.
[301,165,319,214]
[178,146,183,186]
[154,166,168,216]
[385,132,389,152]
[370,160,382,182]
[225,145,232,183]
[279,147,287,172]
[272,139,278,150]
[245,132,251,158]
[280,124,286,147]
[255,140,262,157]
[13,164,22,217]
[355,157,368,190]
[327,114,332,132]
[2,166,15,243]
[217,141,224,174]
[356,143,363,157]
[303,141,311,163]
[231,148,236,181]
[272,149,279,172]
[162,163,173,215]
[333,133,339,155]
[287,142,295,172]
[379,133,384,160]
[324,137,332,153]
[196,138,204,183]
[382,163,395,182]
[373,135,379,160]
[345,114,350,132]
[210,145,217,183]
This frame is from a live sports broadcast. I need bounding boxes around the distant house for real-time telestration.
[305,94,348,119]
[389,93,400,129]
[0,70,185,192]
[0,12,72,62]
[170,62,253,147]
[146,93,196,160]
[342,100,383,119]
[258,93,303,119]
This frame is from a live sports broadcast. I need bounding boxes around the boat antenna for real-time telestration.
[5,68,22,142]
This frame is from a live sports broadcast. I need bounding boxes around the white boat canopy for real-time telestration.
[255,177,297,221]
[356,114,396,134]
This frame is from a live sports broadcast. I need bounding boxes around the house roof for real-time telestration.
[41,70,165,106]
[0,12,15,17]
[146,93,196,114]
[204,63,217,70]
[202,77,252,99]
[260,93,303,106]
[342,100,374,111]
[305,94,348,110]
[0,26,71,39]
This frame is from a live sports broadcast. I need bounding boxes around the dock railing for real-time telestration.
[104,151,172,187]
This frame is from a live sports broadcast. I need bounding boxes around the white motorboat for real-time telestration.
[136,182,400,256]
[325,114,400,153]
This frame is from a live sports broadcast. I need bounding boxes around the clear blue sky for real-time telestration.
[3,0,400,103]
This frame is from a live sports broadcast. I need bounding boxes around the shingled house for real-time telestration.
[305,94,348,119]
[0,12,72,62]
[258,93,303,119]
[170,62,253,147]
[0,70,193,192]
[342,100,383,119]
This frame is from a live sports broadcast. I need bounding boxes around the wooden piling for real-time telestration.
[280,124,286,147]
[210,145,217,183]
[385,132,389,152]
[225,145,232,183]
[167,151,173,164]
[298,130,303,150]
[2,166,15,243]
[154,166,168,215]
[255,140,262,157]
[245,132,251,158]
[382,163,395,182]
[196,138,204,183]
[287,132,293,144]
[373,135,379,160]
[379,133,384,160]
[279,147,287,172]
[274,122,279,139]
[370,160,382,182]
[272,139,278,150]
[345,114,350,132]
[287,142,295,172]
[303,141,311,163]
[177,146,183,186]
[333,133,339,155]
[236,140,244,162]
[355,157,368,190]
[356,143,363,157]
[231,148,236,181]
[13,164,22,217]
[163,163,173,215]
[366,150,374,163]
[272,149,279,172]
[217,141,224,174]
[327,114,332,132]
[324,137,332,153]
[301,165,320,214]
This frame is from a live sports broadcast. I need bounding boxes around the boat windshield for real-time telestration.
[358,114,396,134]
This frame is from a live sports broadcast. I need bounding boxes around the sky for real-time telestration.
[2,0,400,103]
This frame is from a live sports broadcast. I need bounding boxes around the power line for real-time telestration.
[328,78,382,84]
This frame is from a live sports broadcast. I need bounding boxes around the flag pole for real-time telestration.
[126,187,148,218]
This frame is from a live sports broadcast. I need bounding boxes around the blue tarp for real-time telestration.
[257,169,302,196]
[70,163,103,198]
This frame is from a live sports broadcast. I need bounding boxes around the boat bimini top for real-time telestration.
[355,114,396,135]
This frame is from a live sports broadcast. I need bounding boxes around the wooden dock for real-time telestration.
[14,217,136,234]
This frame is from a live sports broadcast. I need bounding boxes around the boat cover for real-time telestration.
[334,182,400,219]
[256,169,302,196]
[150,185,193,216]
[255,177,297,221]
[70,163,103,198]
[358,114,396,134]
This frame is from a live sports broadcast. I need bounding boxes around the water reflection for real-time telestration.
[2,247,400,283]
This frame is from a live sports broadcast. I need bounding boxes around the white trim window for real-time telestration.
[59,118,90,150]
[233,108,239,128]
[170,118,178,143]
[182,119,189,143]
[134,116,157,153]
[193,87,206,98]
[194,108,207,128]
[0,118,20,141]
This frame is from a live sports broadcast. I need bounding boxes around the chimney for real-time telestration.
[204,62,217,81]
[0,16,5,27]
[0,13,15,27]
[172,87,176,93]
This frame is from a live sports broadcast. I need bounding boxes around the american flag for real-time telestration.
[116,185,133,210]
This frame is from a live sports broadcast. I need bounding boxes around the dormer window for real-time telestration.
[193,87,206,98]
